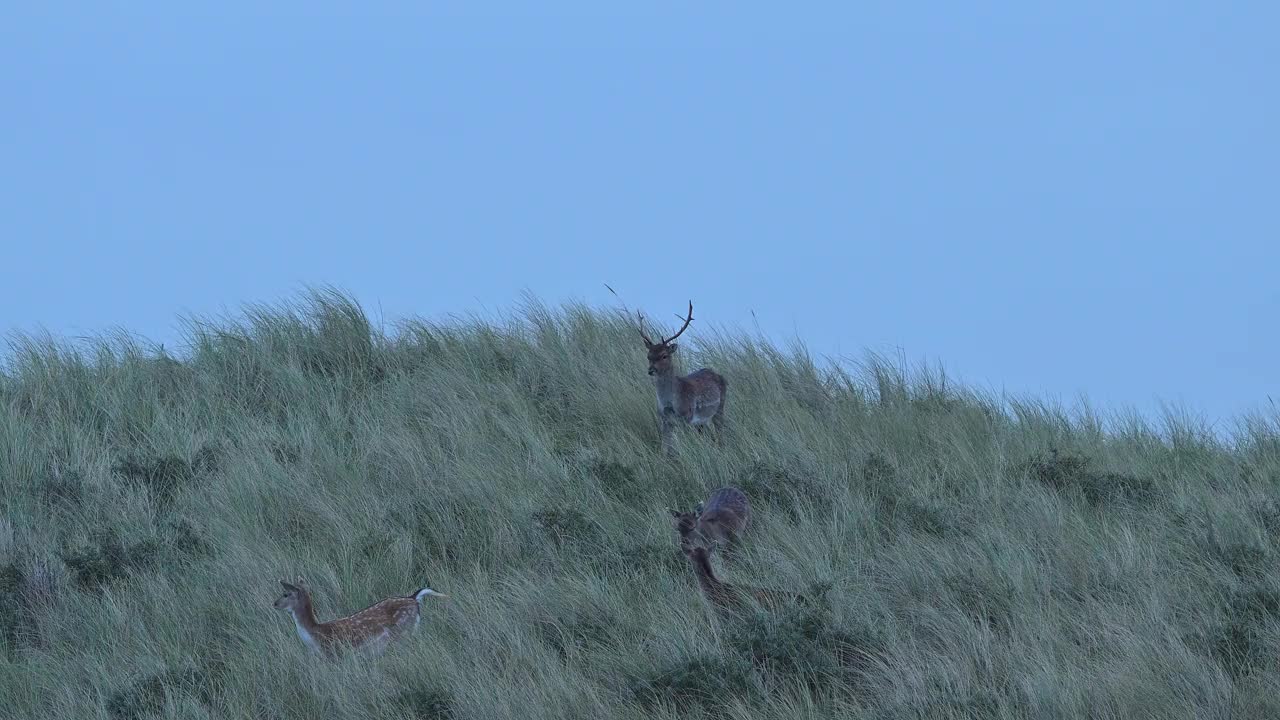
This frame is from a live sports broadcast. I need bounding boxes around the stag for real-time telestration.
[637,301,727,455]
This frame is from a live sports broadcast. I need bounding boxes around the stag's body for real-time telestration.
[684,546,803,613]
[638,302,727,454]
[671,486,751,558]
[652,368,726,428]
[274,580,447,657]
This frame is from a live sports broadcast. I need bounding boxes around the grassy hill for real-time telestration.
[2,289,1278,719]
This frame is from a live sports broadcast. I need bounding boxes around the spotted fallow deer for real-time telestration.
[669,486,751,559]
[273,578,447,657]
[637,301,727,454]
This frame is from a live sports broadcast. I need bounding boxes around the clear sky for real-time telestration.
[2,3,1276,432]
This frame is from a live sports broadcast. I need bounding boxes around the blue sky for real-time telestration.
[2,3,1276,432]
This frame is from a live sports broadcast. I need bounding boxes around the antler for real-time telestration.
[636,310,656,346]
[662,301,694,345]
[636,301,695,347]
[605,283,657,347]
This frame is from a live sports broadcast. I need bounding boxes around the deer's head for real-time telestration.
[274,578,310,612]
[669,501,709,554]
[638,301,694,376]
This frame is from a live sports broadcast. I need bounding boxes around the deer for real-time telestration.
[273,577,448,657]
[682,544,806,614]
[669,486,751,560]
[637,301,727,455]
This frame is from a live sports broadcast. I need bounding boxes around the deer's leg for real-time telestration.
[712,388,728,434]
[710,412,727,445]
[660,409,678,456]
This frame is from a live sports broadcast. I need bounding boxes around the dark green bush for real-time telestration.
[112,453,197,506]
[533,608,621,659]
[105,667,209,720]
[1023,449,1156,506]
[729,607,878,700]
[630,655,759,715]
[532,507,602,548]
[59,530,160,591]
[395,688,455,720]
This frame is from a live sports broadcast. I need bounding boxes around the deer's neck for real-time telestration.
[289,597,324,653]
[690,552,723,596]
[652,368,680,412]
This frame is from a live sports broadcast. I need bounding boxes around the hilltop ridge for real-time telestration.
[1,289,1278,719]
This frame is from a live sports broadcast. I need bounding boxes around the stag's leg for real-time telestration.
[713,386,728,433]
[711,411,727,443]
[660,410,678,457]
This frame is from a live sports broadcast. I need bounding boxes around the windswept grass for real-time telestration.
[1,288,1278,718]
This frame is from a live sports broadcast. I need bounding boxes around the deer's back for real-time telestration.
[700,487,750,534]
[327,596,420,646]
[682,368,725,396]
[682,368,724,406]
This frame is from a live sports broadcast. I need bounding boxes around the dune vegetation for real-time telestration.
[1,288,1278,719]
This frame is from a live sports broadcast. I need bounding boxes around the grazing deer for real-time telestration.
[669,486,751,559]
[637,301,727,454]
[682,545,805,614]
[273,578,448,657]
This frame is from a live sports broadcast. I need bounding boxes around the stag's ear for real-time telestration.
[668,507,683,518]
[666,343,678,354]
[694,501,704,516]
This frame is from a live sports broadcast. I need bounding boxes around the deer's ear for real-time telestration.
[666,343,678,354]
[694,502,704,515]
[667,507,682,518]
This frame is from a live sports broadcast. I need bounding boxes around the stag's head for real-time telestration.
[638,301,694,376]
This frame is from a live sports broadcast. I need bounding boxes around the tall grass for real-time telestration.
[1,288,1278,719]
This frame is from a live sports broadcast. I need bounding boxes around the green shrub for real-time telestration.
[395,689,454,720]
[630,655,759,714]
[59,530,160,591]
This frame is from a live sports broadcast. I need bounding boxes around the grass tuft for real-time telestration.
[394,688,455,719]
